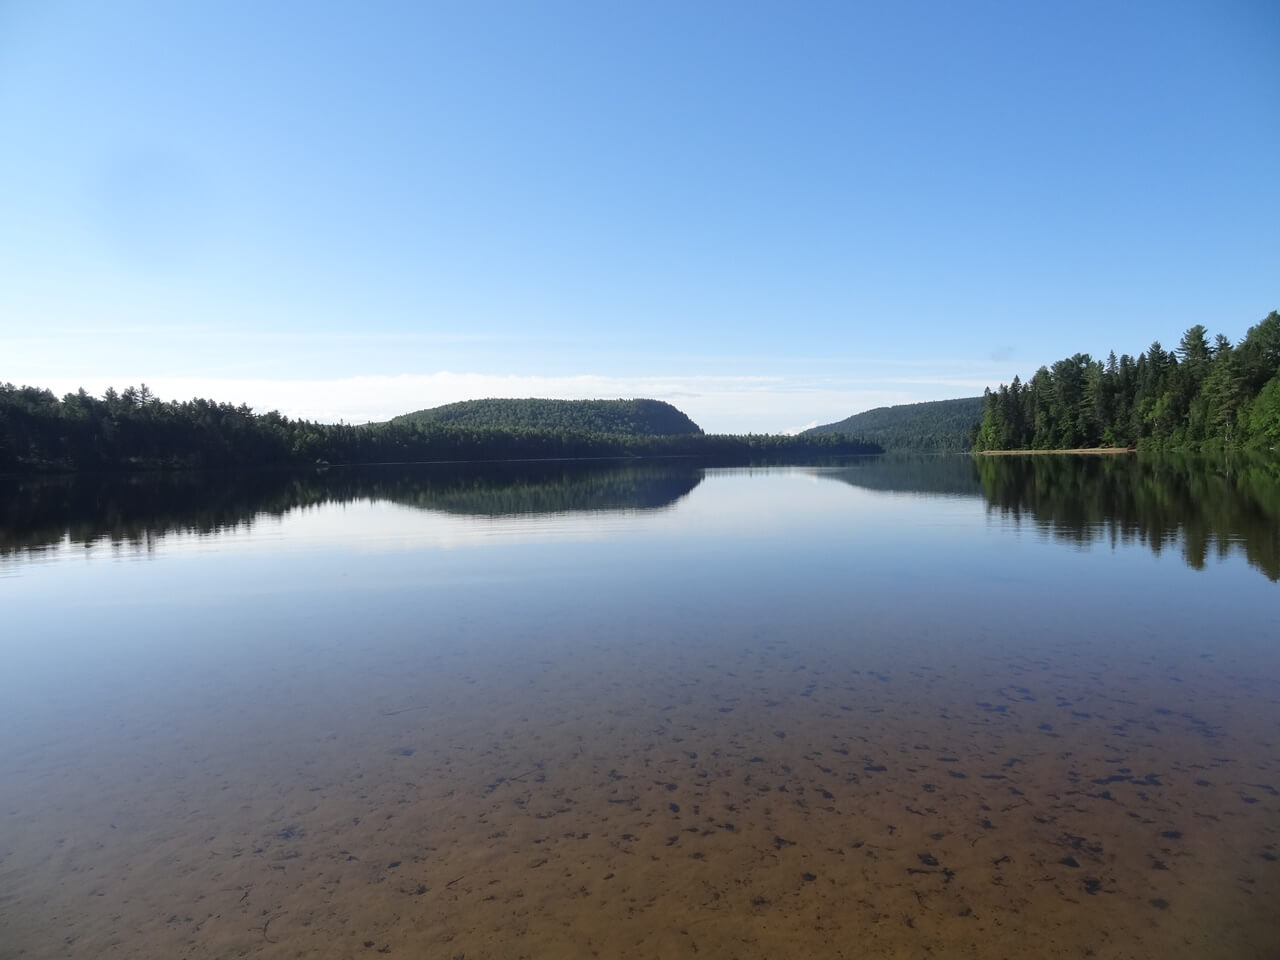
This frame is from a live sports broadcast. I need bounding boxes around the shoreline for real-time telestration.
[977,447,1135,456]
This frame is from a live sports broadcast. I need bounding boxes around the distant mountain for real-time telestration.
[803,397,984,451]
[389,398,703,436]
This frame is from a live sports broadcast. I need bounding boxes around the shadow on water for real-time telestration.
[0,460,705,557]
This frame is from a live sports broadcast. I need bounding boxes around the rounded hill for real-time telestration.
[389,398,703,437]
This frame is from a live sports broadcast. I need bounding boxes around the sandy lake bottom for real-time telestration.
[2,624,1277,960]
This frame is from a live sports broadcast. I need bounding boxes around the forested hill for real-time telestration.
[0,384,880,473]
[803,397,984,451]
[390,398,703,436]
[975,311,1280,452]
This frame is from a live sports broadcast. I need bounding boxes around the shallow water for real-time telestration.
[1,457,1278,959]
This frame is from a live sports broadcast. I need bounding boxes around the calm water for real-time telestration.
[1,456,1278,959]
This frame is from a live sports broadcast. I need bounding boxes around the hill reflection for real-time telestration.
[818,455,983,498]
[0,461,705,557]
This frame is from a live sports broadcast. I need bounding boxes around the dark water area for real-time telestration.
[1,455,1278,959]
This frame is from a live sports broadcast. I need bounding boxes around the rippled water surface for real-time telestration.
[2,456,1278,959]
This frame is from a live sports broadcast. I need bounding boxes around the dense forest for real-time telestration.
[0,384,879,474]
[975,311,1280,451]
[804,396,984,451]
[390,398,703,436]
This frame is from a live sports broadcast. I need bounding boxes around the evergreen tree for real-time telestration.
[973,312,1279,451]
[1248,373,1280,448]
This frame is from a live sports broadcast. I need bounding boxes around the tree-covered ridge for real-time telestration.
[803,397,984,451]
[0,384,880,474]
[975,311,1280,451]
[390,398,703,436]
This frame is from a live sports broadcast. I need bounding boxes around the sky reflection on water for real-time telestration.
[1,457,1277,958]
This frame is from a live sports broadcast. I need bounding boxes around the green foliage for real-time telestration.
[390,398,703,436]
[974,311,1280,452]
[803,397,985,451]
[0,385,880,475]
[1249,373,1280,448]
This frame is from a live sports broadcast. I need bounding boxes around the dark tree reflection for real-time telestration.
[975,455,1280,581]
[0,462,704,558]
[822,454,1280,582]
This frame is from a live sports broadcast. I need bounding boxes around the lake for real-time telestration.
[1,455,1278,959]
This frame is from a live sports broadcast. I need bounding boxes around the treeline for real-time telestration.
[975,311,1280,451]
[390,397,703,436]
[0,384,880,474]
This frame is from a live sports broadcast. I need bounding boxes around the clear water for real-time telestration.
[1,456,1277,959]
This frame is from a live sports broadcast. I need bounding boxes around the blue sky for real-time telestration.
[1,0,1276,431]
